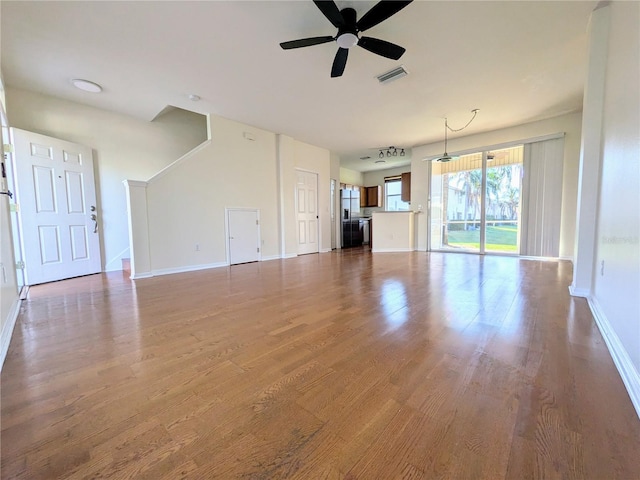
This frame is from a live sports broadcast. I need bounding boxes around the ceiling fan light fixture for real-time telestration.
[379,150,384,158]
[400,149,405,156]
[279,1,412,78]
[336,33,358,49]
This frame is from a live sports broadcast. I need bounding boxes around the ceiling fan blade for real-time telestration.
[358,36,406,60]
[280,36,335,50]
[356,0,413,32]
[313,0,345,28]
[331,48,348,77]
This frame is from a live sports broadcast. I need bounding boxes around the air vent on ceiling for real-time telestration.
[377,65,408,84]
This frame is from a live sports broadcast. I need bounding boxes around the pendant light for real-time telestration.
[438,119,453,163]
[436,109,479,163]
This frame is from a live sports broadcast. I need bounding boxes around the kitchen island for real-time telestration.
[371,211,415,252]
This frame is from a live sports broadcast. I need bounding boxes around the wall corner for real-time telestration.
[123,179,152,279]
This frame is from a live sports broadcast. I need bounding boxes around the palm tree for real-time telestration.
[486,168,504,223]
[450,169,482,230]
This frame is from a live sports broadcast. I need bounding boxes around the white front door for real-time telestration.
[296,170,319,255]
[227,208,260,265]
[12,128,101,285]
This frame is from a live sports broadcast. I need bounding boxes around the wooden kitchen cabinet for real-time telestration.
[401,172,411,202]
[365,185,382,207]
[356,185,381,208]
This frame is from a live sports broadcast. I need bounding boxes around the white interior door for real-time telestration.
[296,170,319,255]
[227,208,260,265]
[12,128,101,285]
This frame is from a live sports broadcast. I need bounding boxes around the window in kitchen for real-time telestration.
[384,177,410,211]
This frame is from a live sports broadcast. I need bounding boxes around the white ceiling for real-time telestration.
[1,1,596,172]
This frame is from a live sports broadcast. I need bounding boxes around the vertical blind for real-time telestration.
[520,137,565,257]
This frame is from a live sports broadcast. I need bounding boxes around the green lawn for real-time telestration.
[446,225,518,252]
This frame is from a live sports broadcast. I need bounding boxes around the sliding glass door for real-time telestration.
[430,146,523,254]
[484,147,523,253]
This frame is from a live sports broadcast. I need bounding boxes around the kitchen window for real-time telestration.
[384,177,410,211]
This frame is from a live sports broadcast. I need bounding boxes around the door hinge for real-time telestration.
[16,260,25,270]
[256,220,259,225]
[257,247,260,253]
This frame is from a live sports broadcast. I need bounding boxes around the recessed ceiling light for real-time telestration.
[375,160,386,164]
[71,79,102,93]
[188,94,201,101]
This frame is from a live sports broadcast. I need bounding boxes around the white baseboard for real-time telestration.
[132,262,228,279]
[1,297,21,371]
[132,254,312,279]
[151,262,228,277]
[569,285,590,297]
[130,272,153,280]
[588,296,640,419]
[320,248,332,253]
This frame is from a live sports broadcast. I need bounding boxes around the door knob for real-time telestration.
[90,205,96,212]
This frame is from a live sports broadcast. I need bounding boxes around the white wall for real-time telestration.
[135,116,332,276]
[277,135,297,258]
[294,141,331,253]
[339,167,363,186]
[591,1,640,407]
[411,112,582,256]
[146,116,279,271]
[0,76,20,369]
[330,153,341,249]
[5,87,208,271]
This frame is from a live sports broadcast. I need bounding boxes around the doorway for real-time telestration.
[226,208,260,265]
[296,170,319,255]
[430,146,523,254]
[10,128,102,285]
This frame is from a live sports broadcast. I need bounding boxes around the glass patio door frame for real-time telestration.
[428,150,520,256]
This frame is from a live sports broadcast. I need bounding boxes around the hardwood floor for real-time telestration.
[2,250,639,479]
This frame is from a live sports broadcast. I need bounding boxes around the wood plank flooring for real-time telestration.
[2,250,639,479]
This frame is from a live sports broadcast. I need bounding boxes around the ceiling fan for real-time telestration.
[280,0,413,78]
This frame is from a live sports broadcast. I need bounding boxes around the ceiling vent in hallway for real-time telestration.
[377,65,408,84]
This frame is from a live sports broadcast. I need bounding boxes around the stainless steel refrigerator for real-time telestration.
[341,189,362,247]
